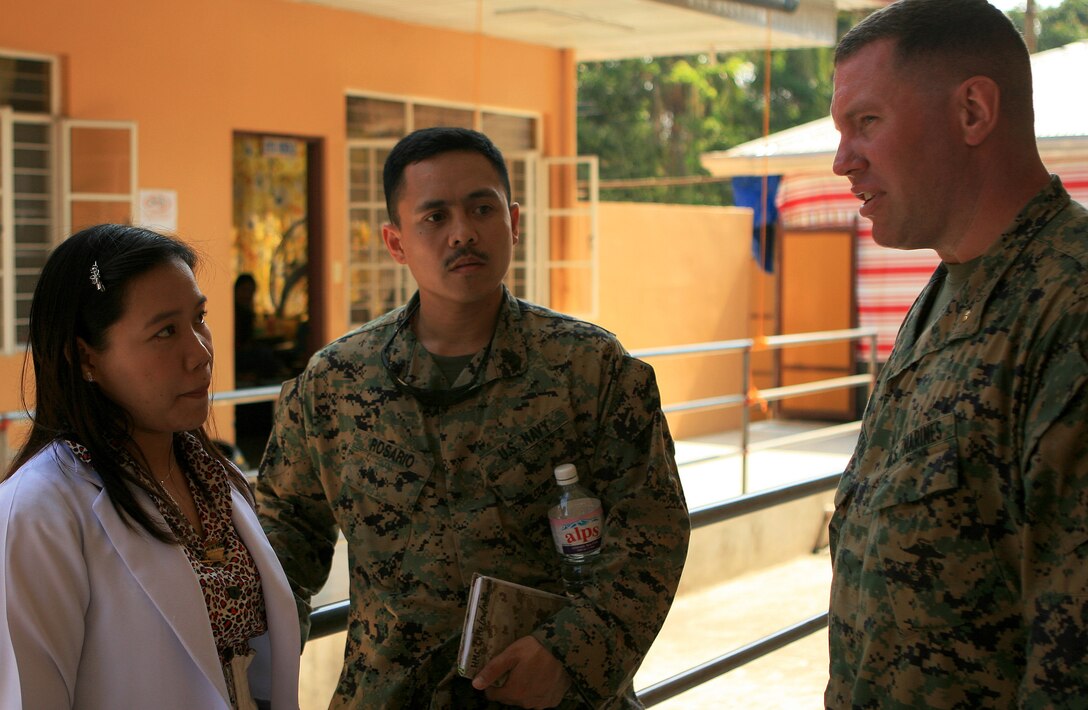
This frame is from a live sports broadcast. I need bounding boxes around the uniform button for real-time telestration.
[961,309,971,322]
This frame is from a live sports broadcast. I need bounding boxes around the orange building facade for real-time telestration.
[0,0,577,432]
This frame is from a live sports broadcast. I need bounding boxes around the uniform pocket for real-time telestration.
[337,448,430,589]
[870,415,1015,630]
[479,408,577,555]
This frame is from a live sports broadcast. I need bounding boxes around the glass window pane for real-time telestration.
[512,233,528,263]
[16,294,33,344]
[14,171,48,195]
[0,56,52,113]
[14,122,49,144]
[414,104,473,130]
[377,269,401,312]
[70,126,132,194]
[15,243,50,273]
[347,97,406,139]
[508,159,528,203]
[15,272,40,302]
[349,207,382,258]
[348,147,392,207]
[374,148,390,204]
[14,197,49,221]
[13,146,48,171]
[505,266,527,300]
[349,265,374,323]
[7,118,56,348]
[483,113,536,152]
[348,148,372,204]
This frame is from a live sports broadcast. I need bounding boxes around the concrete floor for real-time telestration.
[634,550,833,708]
[297,419,856,708]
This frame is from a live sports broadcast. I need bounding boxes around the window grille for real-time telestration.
[0,51,56,351]
[345,95,542,329]
[0,51,136,353]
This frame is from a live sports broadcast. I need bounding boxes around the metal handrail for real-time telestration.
[309,599,351,640]
[633,325,875,493]
[638,613,829,705]
[0,326,876,431]
[210,384,285,406]
[688,472,840,529]
[628,326,875,359]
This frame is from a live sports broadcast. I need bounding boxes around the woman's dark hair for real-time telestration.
[6,223,248,541]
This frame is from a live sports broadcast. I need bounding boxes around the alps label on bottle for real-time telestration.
[549,508,603,555]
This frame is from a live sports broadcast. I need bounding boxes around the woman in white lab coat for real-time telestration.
[0,224,300,709]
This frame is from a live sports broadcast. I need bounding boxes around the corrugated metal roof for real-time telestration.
[1031,39,1088,139]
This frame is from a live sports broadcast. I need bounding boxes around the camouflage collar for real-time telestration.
[885,176,1072,379]
[957,174,1071,327]
[380,287,529,407]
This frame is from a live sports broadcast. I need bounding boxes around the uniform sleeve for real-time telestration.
[256,376,340,642]
[533,353,690,706]
[1019,325,1088,708]
[0,472,89,709]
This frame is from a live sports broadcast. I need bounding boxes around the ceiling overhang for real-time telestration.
[290,0,889,60]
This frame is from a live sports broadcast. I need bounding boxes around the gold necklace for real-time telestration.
[159,452,175,488]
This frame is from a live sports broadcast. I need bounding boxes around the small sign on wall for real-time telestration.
[263,137,299,157]
[137,189,179,232]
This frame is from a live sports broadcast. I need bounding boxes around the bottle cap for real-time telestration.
[553,463,578,485]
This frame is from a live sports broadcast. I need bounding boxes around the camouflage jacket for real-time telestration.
[827,177,1088,709]
[257,288,690,709]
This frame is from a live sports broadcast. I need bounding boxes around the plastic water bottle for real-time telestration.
[547,463,604,591]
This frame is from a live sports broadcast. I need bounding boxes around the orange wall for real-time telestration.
[594,202,754,438]
[0,0,573,429]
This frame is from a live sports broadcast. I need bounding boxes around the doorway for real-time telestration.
[232,132,324,465]
[777,228,857,421]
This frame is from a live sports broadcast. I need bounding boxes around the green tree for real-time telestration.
[1008,0,1088,51]
[577,4,1088,206]
[578,47,834,205]
[1034,0,1088,50]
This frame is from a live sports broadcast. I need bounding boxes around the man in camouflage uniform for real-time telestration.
[827,1,1088,707]
[257,127,689,708]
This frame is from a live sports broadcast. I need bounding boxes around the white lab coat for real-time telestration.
[0,442,301,709]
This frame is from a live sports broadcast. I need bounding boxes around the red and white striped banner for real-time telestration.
[775,169,1088,362]
[777,173,939,362]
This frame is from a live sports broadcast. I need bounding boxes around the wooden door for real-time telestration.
[778,229,856,420]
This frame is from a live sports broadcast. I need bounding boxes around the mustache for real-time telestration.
[444,247,489,269]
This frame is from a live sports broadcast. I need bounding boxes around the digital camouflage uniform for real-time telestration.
[257,287,690,709]
[827,177,1088,708]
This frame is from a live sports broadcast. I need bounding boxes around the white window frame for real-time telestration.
[536,155,600,320]
[0,109,55,353]
[60,118,138,238]
[0,107,14,353]
[345,138,416,326]
[0,47,60,116]
[0,112,137,354]
[344,92,548,328]
[0,49,60,353]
